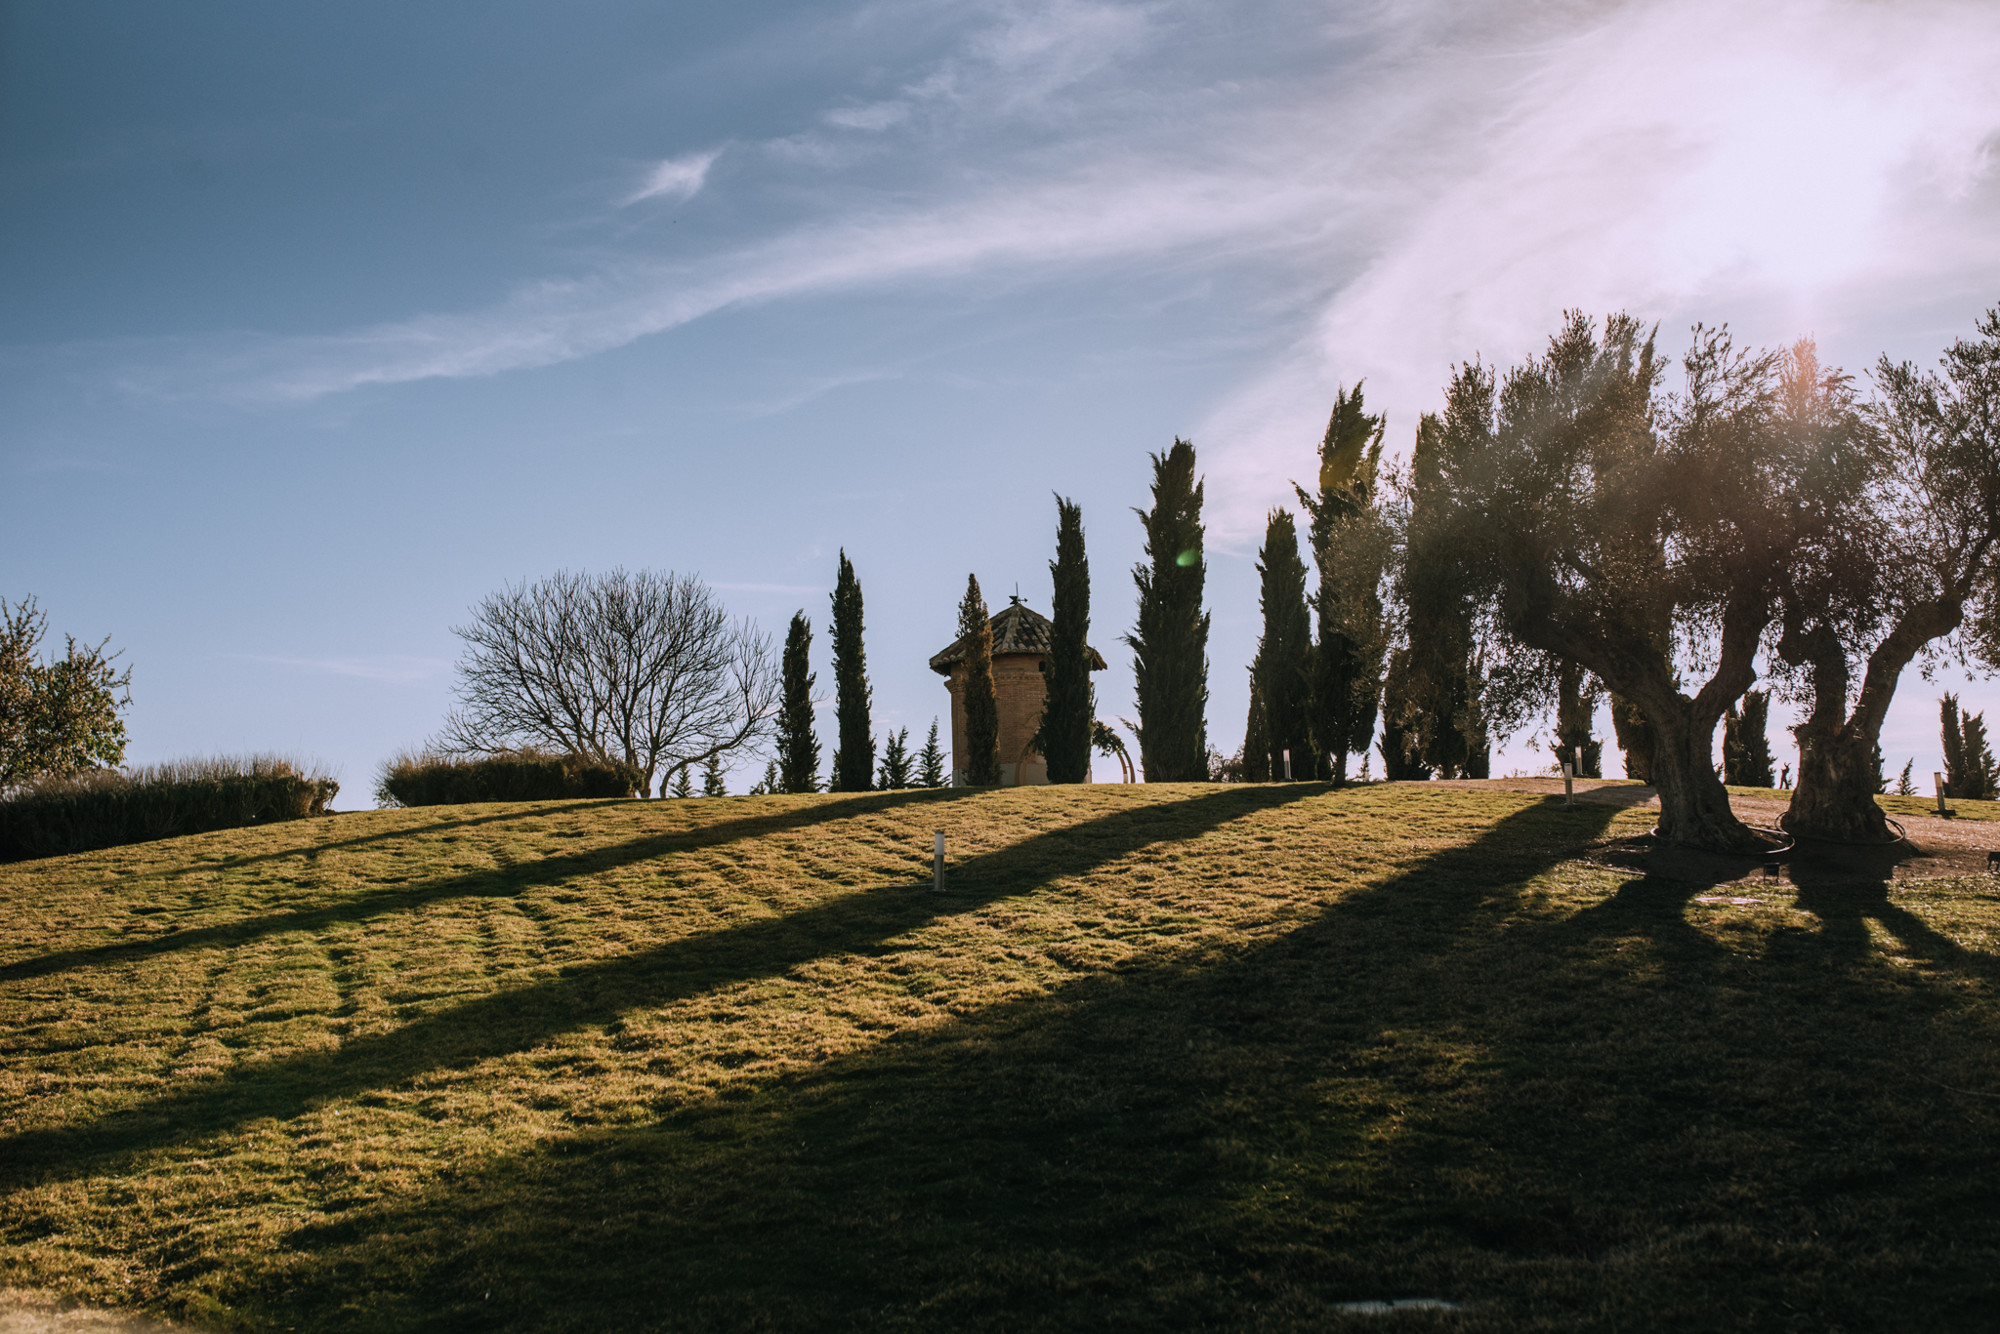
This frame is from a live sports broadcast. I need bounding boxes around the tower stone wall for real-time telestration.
[929,599,1106,787]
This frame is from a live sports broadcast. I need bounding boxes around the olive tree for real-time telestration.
[1450,312,1816,851]
[440,569,777,797]
[1773,309,2000,841]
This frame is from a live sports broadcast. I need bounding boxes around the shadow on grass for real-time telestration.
[0,784,1306,1184]
[230,795,2000,1332]
[0,789,975,986]
[227,798,1633,1331]
[26,786,2000,1330]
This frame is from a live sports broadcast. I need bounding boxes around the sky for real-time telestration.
[3,0,1998,803]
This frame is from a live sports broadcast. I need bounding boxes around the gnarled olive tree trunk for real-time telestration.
[1780,598,1968,843]
[1556,598,1767,853]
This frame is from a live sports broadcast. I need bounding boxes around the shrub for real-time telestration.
[374,749,641,808]
[0,754,338,861]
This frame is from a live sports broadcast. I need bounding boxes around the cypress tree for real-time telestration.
[1942,694,1966,796]
[1241,672,1271,782]
[1944,694,1997,799]
[1253,508,1313,781]
[1963,712,1998,800]
[829,551,874,792]
[777,611,820,794]
[1126,439,1210,781]
[1378,647,1430,780]
[754,759,779,795]
[1296,385,1387,784]
[1399,407,1488,779]
[1722,689,1774,788]
[917,718,946,788]
[1043,495,1095,783]
[958,575,1001,785]
[1556,663,1603,778]
[877,727,913,790]
[702,753,726,797]
[670,768,693,799]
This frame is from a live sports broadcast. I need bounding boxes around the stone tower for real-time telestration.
[928,597,1107,786]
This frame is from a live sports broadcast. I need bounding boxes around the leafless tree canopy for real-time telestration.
[440,569,777,797]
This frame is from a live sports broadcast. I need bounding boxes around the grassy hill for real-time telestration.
[2,783,1997,1331]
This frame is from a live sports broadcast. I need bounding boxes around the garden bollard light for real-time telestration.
[1936,773,1949,816]
[1561,761,1573,808]
[933,831,945,892]
[1283,748,1292,781]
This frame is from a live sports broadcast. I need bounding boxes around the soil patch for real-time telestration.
[1412,778,2000,885]
[0,1292,178,1334]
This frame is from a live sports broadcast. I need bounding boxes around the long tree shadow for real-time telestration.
[218,796,1629,1331]
[0,784,1311,1185]
[231,794,2000,1331]
[0,788,975,985]
[1781,854,2000,982]
[2,800,610,875]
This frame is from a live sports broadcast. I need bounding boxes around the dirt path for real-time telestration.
[1411,777,2000,883]
[0,1292,179,1334]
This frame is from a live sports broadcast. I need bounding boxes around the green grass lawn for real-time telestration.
[3,784,1998,1331]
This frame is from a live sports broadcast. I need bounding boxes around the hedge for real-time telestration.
[374,749,642,807]
[0,755,339,861]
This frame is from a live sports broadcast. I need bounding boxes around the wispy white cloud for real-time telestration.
[114,0,2000,549]
[711,582,827,595]
[1196,0,2000,541]
[622,148,721,205]
[233,653,451,683]
[823,102,910,131]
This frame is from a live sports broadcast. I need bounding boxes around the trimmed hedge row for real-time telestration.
[0,755,338,861]
[374,750,642,807]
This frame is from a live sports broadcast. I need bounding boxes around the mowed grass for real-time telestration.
[2,783,1998,1332]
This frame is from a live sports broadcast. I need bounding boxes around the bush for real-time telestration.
[0,754,338,861]
[374,749,642,808]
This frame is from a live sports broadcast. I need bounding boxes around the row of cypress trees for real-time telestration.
[1239,388,1403,784]
[772,550,946,794]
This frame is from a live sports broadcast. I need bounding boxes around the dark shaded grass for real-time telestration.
[301,828,1997,1333]
[4,786,1999,1331]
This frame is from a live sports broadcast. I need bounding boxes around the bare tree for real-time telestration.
[439,569,777,797]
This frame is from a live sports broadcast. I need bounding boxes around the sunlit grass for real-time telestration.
[2,784,1997,1330]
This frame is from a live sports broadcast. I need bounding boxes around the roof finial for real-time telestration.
[1011,583,1021,606]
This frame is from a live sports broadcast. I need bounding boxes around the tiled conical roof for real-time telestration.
[929,599,1107,674]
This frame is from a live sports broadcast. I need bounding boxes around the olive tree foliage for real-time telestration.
[0,596,132,789]
[1448,312,1822,851]
[439,569,777,798]
[1769,309,2000,841]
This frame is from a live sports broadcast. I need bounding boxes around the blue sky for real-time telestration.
[4,0,1998,802]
